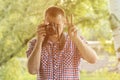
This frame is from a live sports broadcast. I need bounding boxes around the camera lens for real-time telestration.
[45,23,58,36]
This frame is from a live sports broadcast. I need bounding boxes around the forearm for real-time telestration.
[27,40,42,74]
[74,36,98,63]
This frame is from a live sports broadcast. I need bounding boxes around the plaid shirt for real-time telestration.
[26,34,85,80]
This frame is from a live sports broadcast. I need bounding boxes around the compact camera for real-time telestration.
[45,23,58,36]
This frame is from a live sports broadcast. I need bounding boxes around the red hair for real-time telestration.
[45,6,65,18]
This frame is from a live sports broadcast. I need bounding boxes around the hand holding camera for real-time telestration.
[37,24,46,42]
[45,23,58,36]
[37,23,58,42]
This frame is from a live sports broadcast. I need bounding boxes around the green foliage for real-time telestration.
[0,58,22,80]
[0,0,116,80]
[98,37,115,55]
[0,58,36,80]
[0,0,58,65]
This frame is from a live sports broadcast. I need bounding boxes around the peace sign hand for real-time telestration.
[66,15,79,41]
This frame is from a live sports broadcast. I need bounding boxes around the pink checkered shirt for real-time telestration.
[26,34,86,80]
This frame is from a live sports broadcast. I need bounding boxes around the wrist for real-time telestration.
[72,35,79,42]
[73,35,83,45]
[37,38,43,45]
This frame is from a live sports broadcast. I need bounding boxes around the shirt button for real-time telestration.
[54,55,57,58]
[55,65,57,68]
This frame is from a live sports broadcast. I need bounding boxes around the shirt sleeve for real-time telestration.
[26,38,36,58]
[80,36,88,44]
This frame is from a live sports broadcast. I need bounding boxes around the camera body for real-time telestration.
[45,23,58,36]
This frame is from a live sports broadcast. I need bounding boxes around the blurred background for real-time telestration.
[0,0,120,80]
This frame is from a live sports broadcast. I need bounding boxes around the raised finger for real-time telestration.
[37,30,46,33]
[37,25,45,29]
[37,26,45,30]
[37,27,45,31]
[38,23,47,28]
[38,32,46,35]
[66,16,69,25]
[69,27,76,32]
[70,14,73,25]
[38,31,46,36]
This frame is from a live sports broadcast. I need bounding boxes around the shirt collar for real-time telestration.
[46,32,67,45]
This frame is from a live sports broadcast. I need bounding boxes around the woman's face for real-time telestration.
[44,14,65,37]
